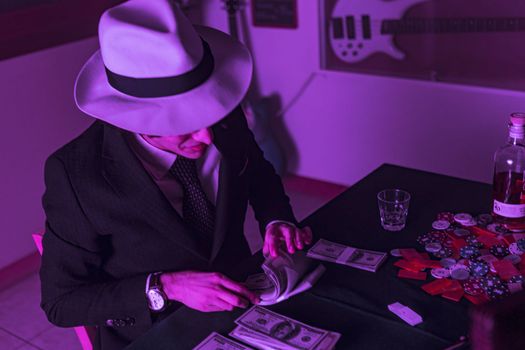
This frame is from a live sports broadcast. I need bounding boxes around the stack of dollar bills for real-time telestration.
[244,251,325,305]
[193,332,254,349]
[306,239,387,272]
[229,306,340,350]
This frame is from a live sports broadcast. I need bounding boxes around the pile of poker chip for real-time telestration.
[391,212,525,304]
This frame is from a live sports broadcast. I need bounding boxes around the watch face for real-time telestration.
[147,289,165,311]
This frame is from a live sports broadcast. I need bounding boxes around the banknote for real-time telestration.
[244,250,325,305]
[234,306,328,350]
[307,239,387,272]
[230,307,340,350]
[193,332,253,350]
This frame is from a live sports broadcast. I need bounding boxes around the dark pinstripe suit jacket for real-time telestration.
[39,107,296,349]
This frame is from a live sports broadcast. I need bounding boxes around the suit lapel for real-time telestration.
[100,124,209,261]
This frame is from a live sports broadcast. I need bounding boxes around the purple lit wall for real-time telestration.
[0,38,97,269]
[198,0,525,185]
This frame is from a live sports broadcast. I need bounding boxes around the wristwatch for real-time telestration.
[146,272,168,312]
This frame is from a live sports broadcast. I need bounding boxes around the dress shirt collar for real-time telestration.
[128,133,178,180]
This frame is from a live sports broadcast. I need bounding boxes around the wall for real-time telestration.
[199,0,525,186]
[3,1,525,270]
[0,38,98,269]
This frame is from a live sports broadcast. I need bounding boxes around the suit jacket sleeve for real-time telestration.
[246,130,297,233]
[40,155,152,328]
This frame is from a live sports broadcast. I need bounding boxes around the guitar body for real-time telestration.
[330,0,428,63]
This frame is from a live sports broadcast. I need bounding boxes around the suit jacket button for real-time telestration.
[114,319,126,327]
[105,319,114,327]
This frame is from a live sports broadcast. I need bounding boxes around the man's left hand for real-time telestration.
[263,223,313,257]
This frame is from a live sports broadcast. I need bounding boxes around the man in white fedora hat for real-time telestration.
[39,1,312,349]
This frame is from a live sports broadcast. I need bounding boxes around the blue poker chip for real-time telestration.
[466,235,484,248]
[460,246,480,259]
[489,244,510,258]
[517,238,525,252]
[469,261,489,278]
[509,275,525,286]
[486,284,510,300]
[480,275,503,291]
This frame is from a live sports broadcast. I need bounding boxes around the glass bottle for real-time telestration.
[492,113,525,229]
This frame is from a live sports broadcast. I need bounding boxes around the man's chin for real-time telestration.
[181,149,206,159]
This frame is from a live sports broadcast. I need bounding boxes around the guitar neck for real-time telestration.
[381,17,525,34]
[227,12,240,40]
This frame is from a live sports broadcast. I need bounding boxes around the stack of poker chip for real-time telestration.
[392,212,525,303]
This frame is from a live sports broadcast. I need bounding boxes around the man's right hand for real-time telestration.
[160,271,260,312]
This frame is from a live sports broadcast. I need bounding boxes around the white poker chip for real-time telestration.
[390,249,402,257]
[432,220,450,230]
[453,228,471,237]
[431,268,451,279]
[450,265,470,280]
[509,242,524,255]
[425,242,443,253]
[440,257,457,268]
[503,254,522,265]
[462,219,477,227]
[454,213,473,223]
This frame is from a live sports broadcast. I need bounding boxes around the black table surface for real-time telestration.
[126,164,492,350]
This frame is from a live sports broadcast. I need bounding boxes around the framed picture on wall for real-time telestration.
[320,0,525,91]
[0,0,125,61]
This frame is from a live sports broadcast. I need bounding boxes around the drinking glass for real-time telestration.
[377,189,411,231]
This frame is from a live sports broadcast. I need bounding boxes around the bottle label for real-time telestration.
[493,200,525,218]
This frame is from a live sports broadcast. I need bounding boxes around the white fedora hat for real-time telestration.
[74,0,253,136]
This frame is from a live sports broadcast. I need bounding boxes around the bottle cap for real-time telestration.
[510,113,525,126]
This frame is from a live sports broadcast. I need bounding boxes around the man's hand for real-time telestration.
[263,224,313,257]
[160,271,260,312]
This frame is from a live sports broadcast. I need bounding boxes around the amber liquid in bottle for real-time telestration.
[492,113,525,230]
[492,171,525,227]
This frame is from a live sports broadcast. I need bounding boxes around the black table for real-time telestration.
[126,164,492,350]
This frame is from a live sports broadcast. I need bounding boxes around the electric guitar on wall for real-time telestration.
[221,0,285,175]
[330,0,525,64]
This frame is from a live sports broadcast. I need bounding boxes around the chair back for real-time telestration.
[32,233,97,350]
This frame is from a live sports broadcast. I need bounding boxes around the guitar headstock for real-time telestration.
[221,0,245,15]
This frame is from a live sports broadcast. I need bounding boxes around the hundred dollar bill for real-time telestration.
[234,306,328,350]
[230,326,340,350]
[307,239,387,272]
[193,332,253,350]
[244,250,325,305]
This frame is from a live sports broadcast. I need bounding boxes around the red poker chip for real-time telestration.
[463,279,484,296]
[437,212,455,223]
[429,231,447,243]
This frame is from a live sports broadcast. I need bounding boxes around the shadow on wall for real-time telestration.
[263,93,299,175]
[236,6,299,175]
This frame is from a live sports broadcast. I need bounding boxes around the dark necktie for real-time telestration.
[169,156,215,253]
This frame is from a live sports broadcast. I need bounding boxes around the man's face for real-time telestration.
[141,127,213,159]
